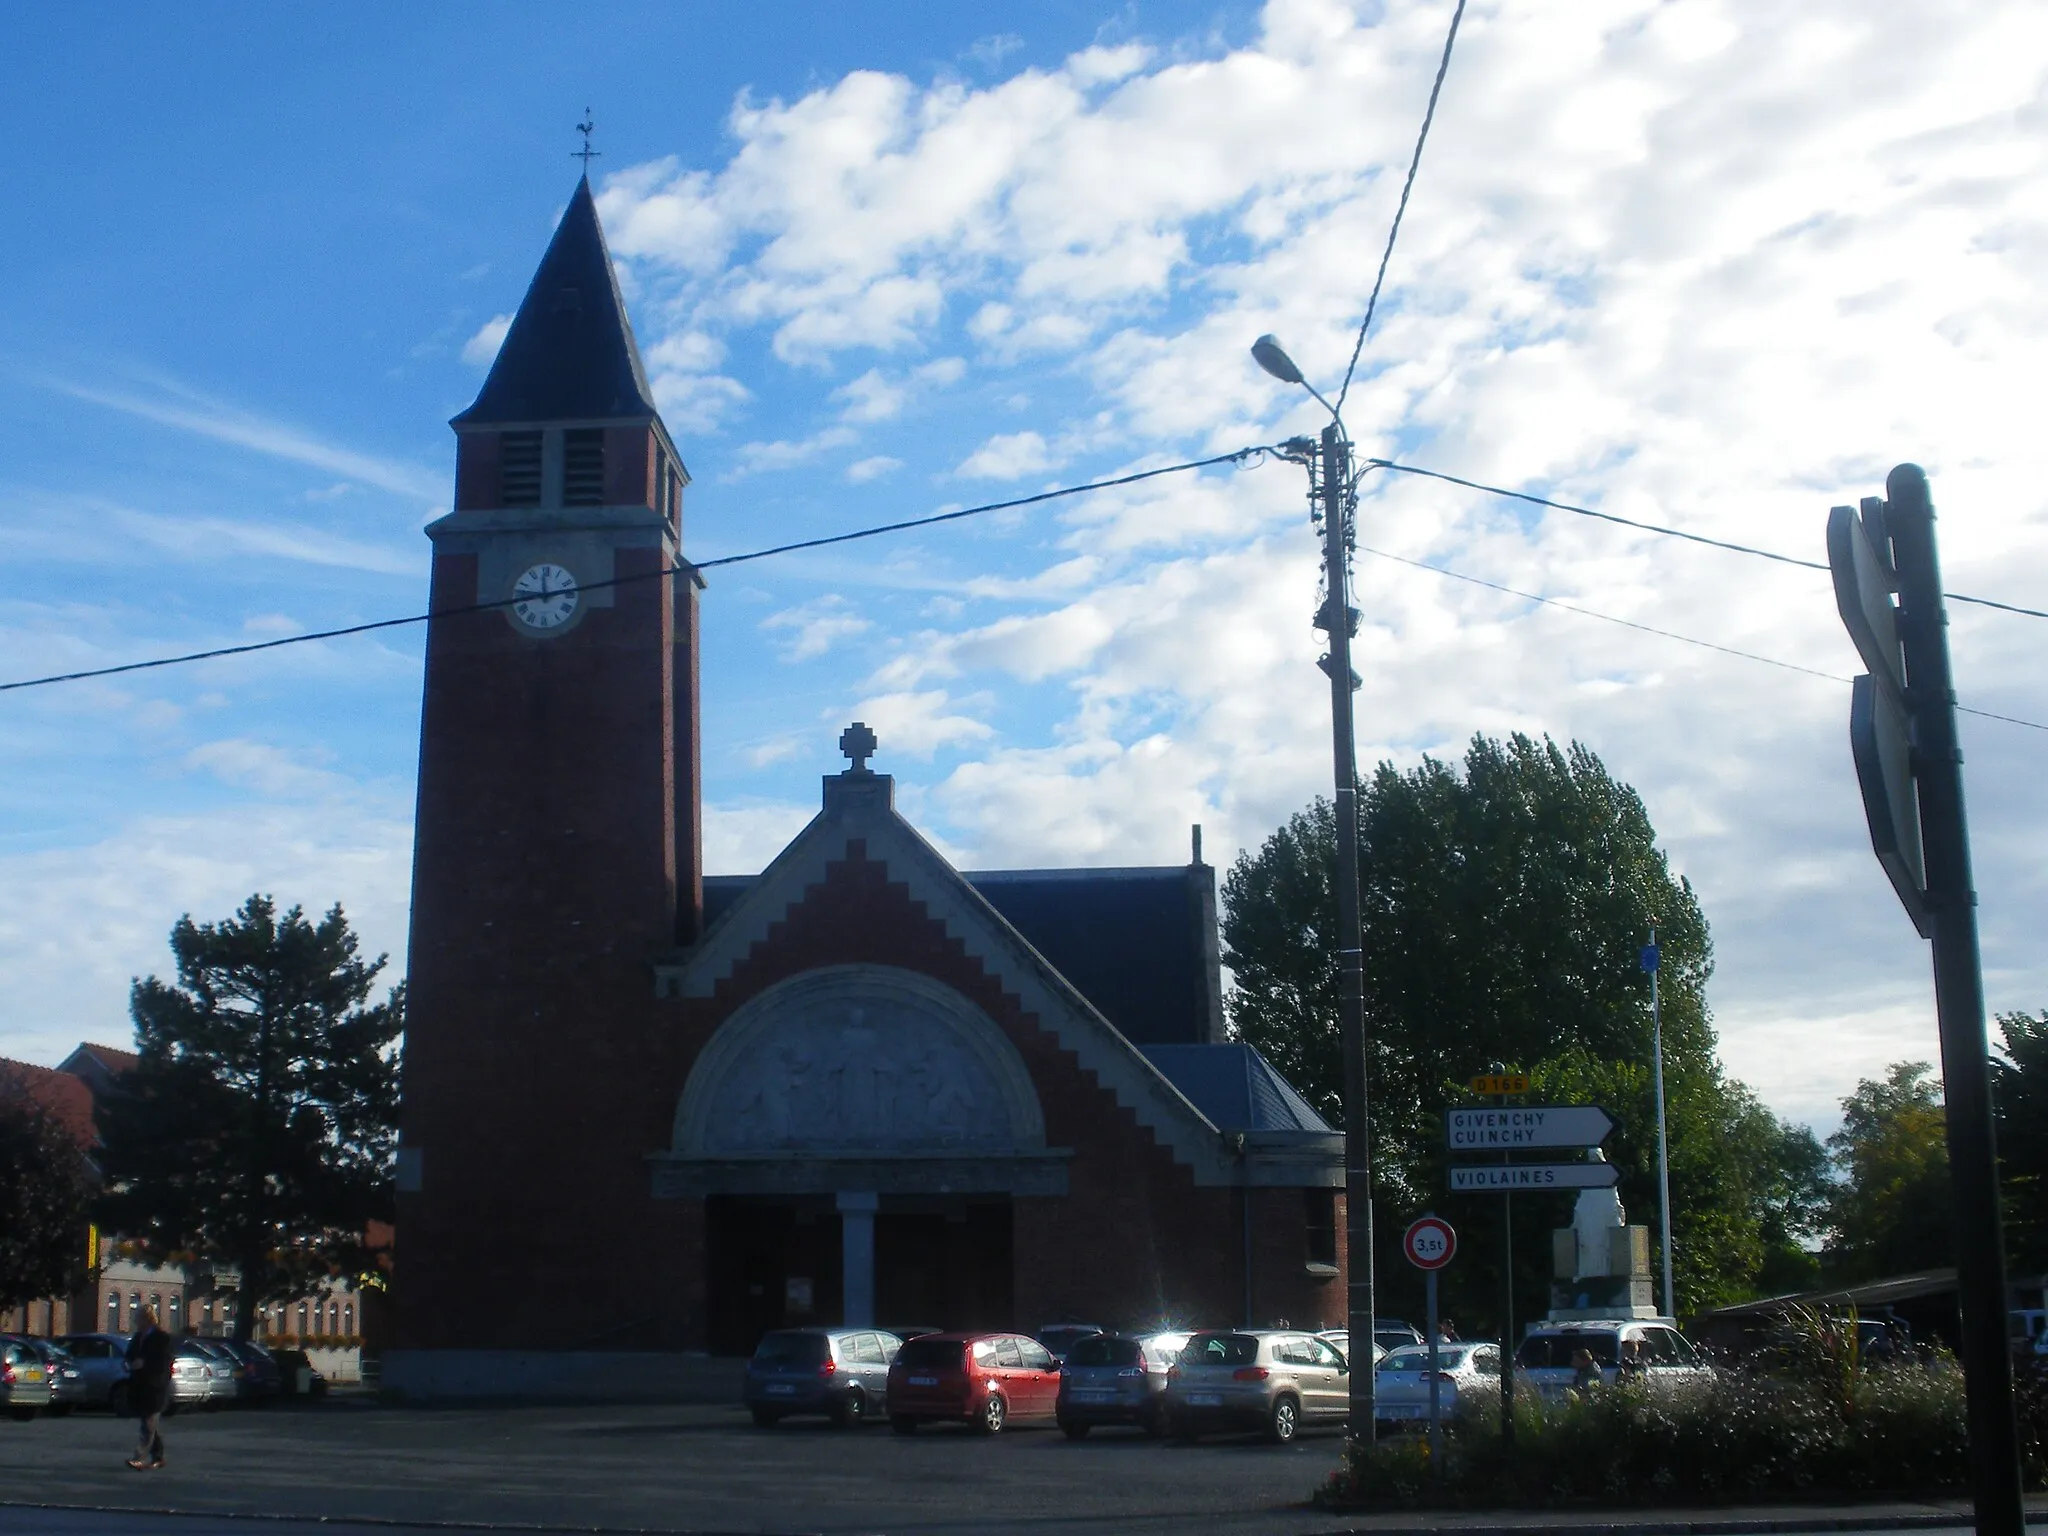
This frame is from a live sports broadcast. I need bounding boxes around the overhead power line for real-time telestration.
[1355,541,2048,733]
[1334,0,1469,415]
[0,449,1264,695]
[1368,457,2048,622]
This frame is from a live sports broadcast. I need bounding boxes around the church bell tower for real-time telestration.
[395,177,701,1349]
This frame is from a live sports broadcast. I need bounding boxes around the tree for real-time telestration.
[0,1070,94,1314]
[97,895,403,1338]
[1222,732,1802,1315]
[1991,1011,2048,1272]
[1822,1061,1951,1282]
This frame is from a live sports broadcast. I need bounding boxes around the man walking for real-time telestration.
[124,1305,172,1470]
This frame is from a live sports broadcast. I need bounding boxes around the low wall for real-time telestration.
[380,1350,746,1404]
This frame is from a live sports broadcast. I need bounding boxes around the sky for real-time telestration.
[2,0,2044,1134]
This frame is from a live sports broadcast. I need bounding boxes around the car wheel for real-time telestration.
[832,1387,866,1427]
[108,1383,130,1417]
[49,1404,72,1418]
[889,1414,918,1435]
[974,1392,1008,1435]
[1143,1401,1169,1438]
[1059,1417,1090,1440]
[1267,1394,1300,1445]
[748,1406,780,1428]
[7,1407,35,1422]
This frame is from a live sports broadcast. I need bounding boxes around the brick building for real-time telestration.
[386,178,1343,1389]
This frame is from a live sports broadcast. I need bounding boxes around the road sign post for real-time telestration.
[1828,465,2022,1536]
[1403,1216,1456,1471]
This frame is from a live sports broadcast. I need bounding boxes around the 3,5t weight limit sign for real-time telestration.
[1403,1215,1456,1270]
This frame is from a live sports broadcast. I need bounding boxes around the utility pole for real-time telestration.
[1317,420,1377,1449]
[1644,930,1675,1319]
[1828,464,2022,1536]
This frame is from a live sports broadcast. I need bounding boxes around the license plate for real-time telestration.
[1186,1391,1221,1406]
[908,1375,937,1386]
[23,1368,43,1383]
[766,1384,796,1395]
[1071,1388,1114,1402]
[1375,1404,1407,1418]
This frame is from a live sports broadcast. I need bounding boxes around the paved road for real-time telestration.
[0,1401,2015,1536]
[0,1399,1352,1535]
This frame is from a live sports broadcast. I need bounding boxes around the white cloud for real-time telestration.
[460,313,512,367]
[839,689,994,758]
[762,596,872,661]
[846,455,903,483]
[956,429,1058,479]
[727,425,859,478]
[44,371,442,502]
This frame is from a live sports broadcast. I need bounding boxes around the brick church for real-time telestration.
[387,179,1344,1389]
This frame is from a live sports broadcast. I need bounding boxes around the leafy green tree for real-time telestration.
[1822,1061,1951,1282]
[0,1070,94,1314]
[1992,1011,2048,1272]
[1222,732,1804,1317]
[97,895,403,1338]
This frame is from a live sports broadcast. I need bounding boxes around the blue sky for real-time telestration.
[4,0,2046,1132]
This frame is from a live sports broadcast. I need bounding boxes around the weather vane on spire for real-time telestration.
[573,111,600,174]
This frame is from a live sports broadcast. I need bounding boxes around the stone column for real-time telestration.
[837,1192,879,1327]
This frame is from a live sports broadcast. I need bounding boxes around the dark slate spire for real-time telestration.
[454,177,660,426]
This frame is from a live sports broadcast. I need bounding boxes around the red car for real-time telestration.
[885,1331,1060,1434]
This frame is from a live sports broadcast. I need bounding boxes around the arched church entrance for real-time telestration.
[657,965,1062,1354]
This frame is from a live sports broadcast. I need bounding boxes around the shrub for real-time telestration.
[1318,1330,2025,1511]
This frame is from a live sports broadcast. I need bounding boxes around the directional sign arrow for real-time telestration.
[1449,1162,1620,1193]
[1444,1105,1614,1151]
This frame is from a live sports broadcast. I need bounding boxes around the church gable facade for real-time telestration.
[387,181,1344,1388]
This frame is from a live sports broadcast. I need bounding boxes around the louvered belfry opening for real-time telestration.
[499,430,543,507]
[563,428,606,506]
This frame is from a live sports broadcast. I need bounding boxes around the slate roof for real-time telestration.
[1141,1044,1334,1134]
[701,862,1223,1046]
[453,177,661,427]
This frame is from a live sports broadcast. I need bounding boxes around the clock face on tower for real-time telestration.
[511,563,580,632]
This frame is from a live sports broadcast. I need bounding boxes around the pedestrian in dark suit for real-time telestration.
[124,1306,173,1469]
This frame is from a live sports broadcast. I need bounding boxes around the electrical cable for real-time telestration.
[0,448,1266,694]
[1355,541,2048,732]
[1333,0,1468,415]
[1367,457,2048,622]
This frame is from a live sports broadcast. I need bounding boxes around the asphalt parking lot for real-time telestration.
[0,1398,1354,1536]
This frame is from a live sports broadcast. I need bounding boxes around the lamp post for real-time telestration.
[1252,334,1374,1447]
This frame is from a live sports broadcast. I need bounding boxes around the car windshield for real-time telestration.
[1517,1333,1618,1368]
[751,1332,828,1367]
[1180,1333,1260,1366]
[1067,1335,1144,1368]
[898,1337,964,1369]
[1380,1347,1467,1372]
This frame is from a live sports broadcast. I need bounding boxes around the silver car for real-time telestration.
[173,1338,234,1406]
[1514,1320,1710,1405]
[55,1333,133,1409]
[1372,1341,1501,1428]
[1164,1329,1350,1444]
[1,1337,55,1420]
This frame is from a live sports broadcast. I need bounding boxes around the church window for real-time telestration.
[1304,1188,1338,1268]
[343,1303,354,1337]
[653,445,672,524]
[563,428,606,505]
[500,431,543,506]
[106,1292,119,1330]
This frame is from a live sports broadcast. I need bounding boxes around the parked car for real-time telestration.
[1514,1320,1710,1405]
[1316,1330,1387,1369]
[1034,1324,1105,1364]
[1374,1321,1425,1354]
[1164,1329,1350,1444]
[174,1338,234,1406]
[268,1348,328,1397]
[1055,1332,1180,1437]
[18,1339,86,1414]
[886,1331,1060,1434]
[744,1327,901,1427]
[214,1339,282,1401]
[55,1333,134,1409]
[1,1337,55,1420]
[1372,1341,1501,1428]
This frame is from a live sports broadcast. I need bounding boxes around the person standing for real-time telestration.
[124,1305,173,1470]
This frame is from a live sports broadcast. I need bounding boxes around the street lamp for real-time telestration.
[1252,333,1375,1449]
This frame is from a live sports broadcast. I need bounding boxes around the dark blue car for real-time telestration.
[744,1328,901,1427]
